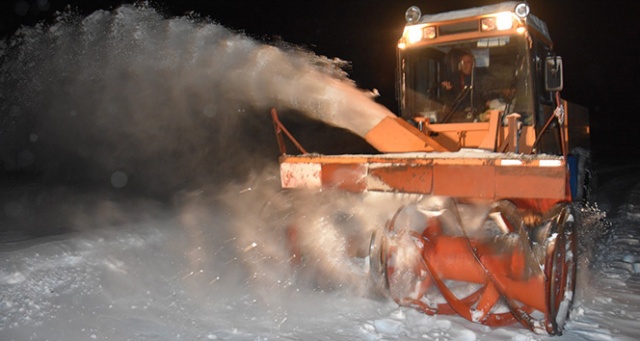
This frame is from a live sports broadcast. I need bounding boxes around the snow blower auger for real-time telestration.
[368,199,577,335]
[269,1,590,336]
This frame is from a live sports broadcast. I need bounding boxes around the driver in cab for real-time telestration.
[440,51,510,123]
[441,51,477,122]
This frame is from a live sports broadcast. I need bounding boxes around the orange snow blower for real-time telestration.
[270,1,590,336]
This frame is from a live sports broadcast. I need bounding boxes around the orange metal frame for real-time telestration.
[270,108,571,210]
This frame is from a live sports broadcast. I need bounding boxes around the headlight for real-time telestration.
[424,26,436,39]
[406,25,424,44]
[481,13,513,31]
[481,17,496,31]
[403,24,435,46]
[496,13,514,30]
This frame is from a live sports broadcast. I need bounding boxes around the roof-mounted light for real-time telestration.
[515,3,530,18]
[405,6,421,23]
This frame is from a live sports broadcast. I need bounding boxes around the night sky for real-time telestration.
[2,0,640,163]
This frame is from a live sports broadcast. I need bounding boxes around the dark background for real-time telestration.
[2,0,639,165]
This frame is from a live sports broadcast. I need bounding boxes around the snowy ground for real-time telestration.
[1,164,639,341]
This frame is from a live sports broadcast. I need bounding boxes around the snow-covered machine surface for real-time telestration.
[271,2,590,335]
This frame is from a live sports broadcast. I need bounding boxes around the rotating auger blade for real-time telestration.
[369,199,577,335]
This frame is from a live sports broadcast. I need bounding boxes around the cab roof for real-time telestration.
[414,1,551,42]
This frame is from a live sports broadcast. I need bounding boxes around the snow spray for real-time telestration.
[0,4,392,193]
[0,4,397,296]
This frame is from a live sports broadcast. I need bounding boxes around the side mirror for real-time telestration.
[545,56,563,91]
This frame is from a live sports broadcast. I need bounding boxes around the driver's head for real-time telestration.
[459,53,474,76]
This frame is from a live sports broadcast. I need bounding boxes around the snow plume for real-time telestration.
[0,4,391,195]
[0,4,395,301]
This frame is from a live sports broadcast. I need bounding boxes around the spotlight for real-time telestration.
[515,3,530,18]
[405,6,421,23]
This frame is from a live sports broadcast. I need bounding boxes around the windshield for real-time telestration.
[399,35,533,124]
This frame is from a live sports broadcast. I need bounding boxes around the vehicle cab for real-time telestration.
[396,2,587,155]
